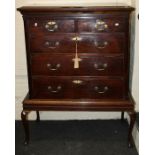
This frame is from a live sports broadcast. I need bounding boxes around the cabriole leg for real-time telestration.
[36,111,40,122]
[128,111,136,148]
[121,111,125,121]
[21,110,30,145]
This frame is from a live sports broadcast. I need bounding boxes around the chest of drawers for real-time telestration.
[17,6,136,147]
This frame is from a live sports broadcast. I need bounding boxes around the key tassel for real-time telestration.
[73,36,81,69]
[74,53,80,68]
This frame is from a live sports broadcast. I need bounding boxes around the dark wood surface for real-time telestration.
[26,14,129,99]
[78,18,127,32]
[28,18,127,33]
[23,92,134,111]
[31,76,124,99]
[31,54,124,76]
[30,33,125,53]
[17,6,136,146]
[17,6,134,13]
[29,19,75,33]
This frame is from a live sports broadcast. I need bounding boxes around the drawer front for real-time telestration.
[78,18,127,32]
[30,34,124,53]
[29,19,75,33]
[30,34,75,53]
[31,54,124,76]
[78,34,125,53]
[31,77,124,99]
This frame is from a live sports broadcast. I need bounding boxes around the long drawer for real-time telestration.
[30,33,125,53]
[31,77,125,99]
[31,54,124,76]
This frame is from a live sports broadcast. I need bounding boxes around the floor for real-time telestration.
[15,120,138,155]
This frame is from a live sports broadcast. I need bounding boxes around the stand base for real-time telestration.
[21,93,136,147]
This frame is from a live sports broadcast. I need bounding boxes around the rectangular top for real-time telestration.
[17,6,134,14]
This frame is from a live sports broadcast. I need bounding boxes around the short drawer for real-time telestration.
[30,33,125,54]
[78,18,127,32]
[30,34,75,53]
[31,77,124,99]
[29,19,75,34]
[78,33,125,53]
[31,54,124,76]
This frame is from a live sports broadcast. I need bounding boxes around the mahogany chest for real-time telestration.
[17,6,136,147]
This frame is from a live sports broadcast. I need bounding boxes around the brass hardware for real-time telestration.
[72,57,82,68]
[72,35,82,69]
[47,85,62,93]
[45,41,60,49]
[34,22,38,27]
[48,21,56,25]
[95,20,108,31]
[72,36,82,41]
[94,63,108,71]
[72,58,82,62]
[94,86,108,94]
[47,63,61,71]
[72,80,83,84]
[96,20,105,25]
[45,21,58,32]
[115,22,120,27]
[94,41,109,49]
[47,86,52,90]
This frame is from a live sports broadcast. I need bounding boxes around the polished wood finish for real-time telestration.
[23,92,134,111]
[17,6,134,13]
[77,34,125,53]
[128,112,136,147]
[31,54,124,76]
[31,76,124,99]
[36,111,40,122]
[78,18,127,32]
[21,111,30,144]
[29,19,75,33]
[121,111,125,121]
[17,6,135,146]
[30,34,75,53]
[30,34,125,53]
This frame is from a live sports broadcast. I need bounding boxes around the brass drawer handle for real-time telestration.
[45,21,58,32]
[34,22,38,27]
[72,80,83,84]
[72,36,82,41]
[95,20,108,31]
[45,41,60,49]
[115,22,120,27]
[94,41,109,49]
[72,58,82,62]
[94,63,108,71]
[47,85,62,93]
[47,63,61,71]
[94,86,108,94]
